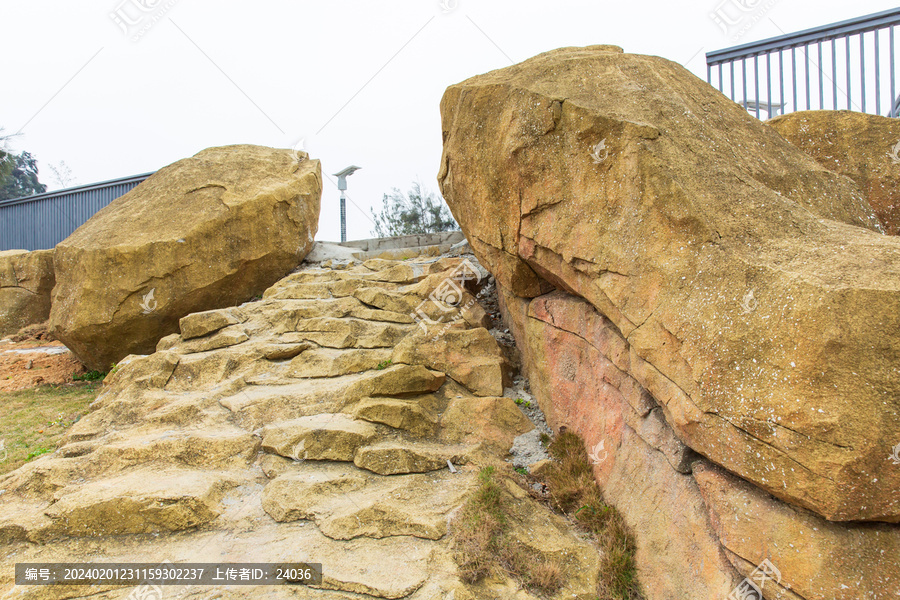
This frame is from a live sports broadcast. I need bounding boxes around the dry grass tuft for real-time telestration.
[450,466,564,596]
[541,431,643,600]
[9,321,54,343]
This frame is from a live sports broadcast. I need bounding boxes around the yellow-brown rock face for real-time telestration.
[0,249,54,337]
[769,109,900,234]
[49,144,321,370]
[438,45,900,523]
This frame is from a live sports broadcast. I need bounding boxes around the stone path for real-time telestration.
[0,254,604,599]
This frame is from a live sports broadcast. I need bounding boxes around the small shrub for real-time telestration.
[73,370,106,382]
[10,321,54,343]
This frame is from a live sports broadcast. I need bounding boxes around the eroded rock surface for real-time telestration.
[0,249,54,338]
[769,109,900,234]
[0,254,602,600]
[438,44,900,522]
[439,45,900,599]
[49,145,321,371]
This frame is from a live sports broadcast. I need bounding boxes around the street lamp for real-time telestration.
[333,165,361,243]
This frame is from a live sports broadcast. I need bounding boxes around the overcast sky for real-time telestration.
[2,0,897,242]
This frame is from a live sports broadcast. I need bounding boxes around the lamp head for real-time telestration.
[333,165,361,190]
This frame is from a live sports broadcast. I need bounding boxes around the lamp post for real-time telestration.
[333,165,361,243]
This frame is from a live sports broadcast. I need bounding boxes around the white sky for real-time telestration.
[2,0,897,242]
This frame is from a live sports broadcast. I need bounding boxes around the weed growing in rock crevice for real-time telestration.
[541,431,643,600]
[450,466,564,595]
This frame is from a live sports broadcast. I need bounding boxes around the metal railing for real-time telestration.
[0,172,153,251]
[706,7,900,120]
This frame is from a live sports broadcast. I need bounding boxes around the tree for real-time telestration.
[0,128,18,189]
[371,181,458,238]
[0,150,46,200]
[48,160,76,188]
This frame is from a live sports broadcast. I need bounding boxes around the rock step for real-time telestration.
[353,440,470,475]
[352,396,439,438]
[179,308,242,340]
[43,468,237,537]
[219,365,445,430]
[263,276,398,300]
[257,297,414,327]
[76,427,260,472]
[283,317,414,349]
[288,347,392,378]
[262,466,477,541]
[261,413,378,461]
[392,328,507,397]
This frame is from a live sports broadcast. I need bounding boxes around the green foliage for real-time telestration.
[375,359,392,370]
[0,150,47,201]
[73,370,107,382]
[0,128,17,189]
[371,181,458,238]
[25,447,51,461]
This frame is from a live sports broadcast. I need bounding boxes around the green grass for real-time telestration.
[541,432,643,600]
[0,383,101,475]
[73,370,107,382]
[450,466,563,594]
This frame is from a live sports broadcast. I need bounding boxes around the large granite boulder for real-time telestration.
[439,44,900,598]
[49,145,321,370]
[768,110,900,234]
[0,249,55,337]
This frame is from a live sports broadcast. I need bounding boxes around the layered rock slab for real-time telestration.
[502,287,900,599]
[50,144,321,370]
[438,44,900,523]
[0,253,604,599]
[695,461,900,600]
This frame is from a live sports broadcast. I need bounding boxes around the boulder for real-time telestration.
[438,45,900,523]
[49,144,321,370]
[0,249,54,337]
[768,110,900,234]
[694,461,900,600]
[503,285,900,599]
